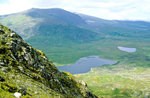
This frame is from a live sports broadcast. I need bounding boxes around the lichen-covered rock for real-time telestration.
[0,24,97,98]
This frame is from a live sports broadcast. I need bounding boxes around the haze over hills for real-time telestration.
[0,8,97,41]
[1,8,150,97]
[1,8,150,40]
[0,8,150,64]
[79,14,150,38]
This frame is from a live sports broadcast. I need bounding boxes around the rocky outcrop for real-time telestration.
[0,24,97,97]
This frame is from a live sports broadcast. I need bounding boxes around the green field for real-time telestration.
[27,34,150,97]
[75,64,150,98]
[27,36,150,66]
[73,38,150,97]
[28,35,150,97]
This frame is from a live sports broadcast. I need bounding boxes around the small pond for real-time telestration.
[118,46,136,53]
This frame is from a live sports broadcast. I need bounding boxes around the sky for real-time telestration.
[0,0,150,21]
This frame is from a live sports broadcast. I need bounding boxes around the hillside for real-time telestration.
[0,24,97,98]
[0,8,97,41]
[1,8,150,98]
[0,8,150,64]
[1,8,150,40]
[27,8,86,25]
[79,14,150,38]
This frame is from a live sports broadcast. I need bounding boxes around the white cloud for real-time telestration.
[0,0,150,21]
[0,0,32,15]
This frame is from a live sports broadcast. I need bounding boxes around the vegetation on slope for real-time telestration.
[74,37,150,97]
[0,14,42,39]
[0,24,97,98]
[1,8,150,65]
[1,8,150,98]
[76,64,150,98]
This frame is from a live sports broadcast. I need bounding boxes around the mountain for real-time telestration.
[0,8,150,64]
[27,8,86,25]
[79,14,150,38]
[0,24,97,97]
[1,8,150,41]
[0,8,97,42]
[1,8,150,98]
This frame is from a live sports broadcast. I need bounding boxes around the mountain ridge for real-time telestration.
[0,8,150,64]
[1,8,150,40]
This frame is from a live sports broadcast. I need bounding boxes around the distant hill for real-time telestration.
[1,8,150,40]
[27,8,86,25]
[1,8,150,98]
[0,8,150,64]
[79,14,150,38]
[0,8,97,43]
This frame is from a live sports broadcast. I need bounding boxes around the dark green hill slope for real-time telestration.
[27,8,86,25]
[1,8,150,40]
[79,14,150,38]
[0,8,96,42]
[0,24,97,98]
[0,8,150,64]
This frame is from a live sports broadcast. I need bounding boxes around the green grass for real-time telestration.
[0,14,42,39]
[25,33,150,97]
[75,64,150,98]
[0,24,95,98]
[24,28,150,97]
[1,12,150,97]
[1,9,150,97]
[26,37,103,64]
[73,37,150,97]
[0,68,63,98]
[27,36,150,67]
[70,36,150,97]
[35,34,150,97]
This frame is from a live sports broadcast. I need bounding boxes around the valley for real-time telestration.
[0,8,150,97]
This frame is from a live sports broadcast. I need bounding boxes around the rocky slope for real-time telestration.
[0,24,97,98]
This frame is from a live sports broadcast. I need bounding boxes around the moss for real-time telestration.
[36,49,44,57]
[0,24,97,98]
[1,83,18,93]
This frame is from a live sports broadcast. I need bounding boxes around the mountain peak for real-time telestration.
[25,8,86,25]
[29,7,65,11]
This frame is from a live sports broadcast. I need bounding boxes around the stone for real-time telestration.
[14,92,21,98]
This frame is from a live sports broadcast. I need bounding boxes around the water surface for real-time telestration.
[118,46,136,52]
[57,56,116,74]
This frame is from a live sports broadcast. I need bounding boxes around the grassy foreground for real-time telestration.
[75,64,150,98]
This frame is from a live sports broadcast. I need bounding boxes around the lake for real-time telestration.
[57,56,116,74]
[118,46,136,52]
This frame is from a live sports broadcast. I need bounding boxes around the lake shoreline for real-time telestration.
[57,56,117,74]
